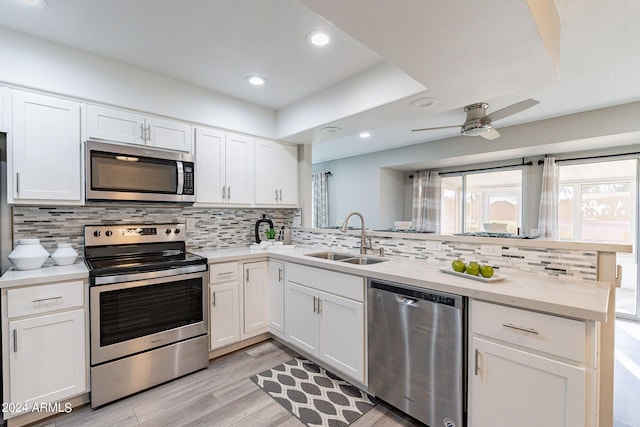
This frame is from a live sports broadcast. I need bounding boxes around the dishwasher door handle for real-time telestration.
[395,294,420,306]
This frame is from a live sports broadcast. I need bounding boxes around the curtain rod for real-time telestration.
[538,151,640,165]
[409,159,532,178]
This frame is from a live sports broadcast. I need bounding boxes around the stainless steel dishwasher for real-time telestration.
[368,278,467,427]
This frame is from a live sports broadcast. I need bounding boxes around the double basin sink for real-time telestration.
[305,251,388,265]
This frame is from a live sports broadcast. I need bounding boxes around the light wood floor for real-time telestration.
[34,340,421,427]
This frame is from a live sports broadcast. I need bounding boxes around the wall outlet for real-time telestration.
[480,244,502,257]
[186,218,196,230]
[424,241,442,252]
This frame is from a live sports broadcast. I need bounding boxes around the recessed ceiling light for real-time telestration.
[410,97,439,109]
[246,76,267,86]
[19,0,47,6]
[359,132,371,139]
[321,126,341,133]
[306,30,331,47]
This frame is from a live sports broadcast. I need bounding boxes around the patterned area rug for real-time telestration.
[250,357,376,426]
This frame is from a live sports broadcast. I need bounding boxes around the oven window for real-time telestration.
[91,151,177,193]
[99,278,203,346]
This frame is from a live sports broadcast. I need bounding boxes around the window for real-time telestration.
[441,169,523,234]
[558,159,637,317]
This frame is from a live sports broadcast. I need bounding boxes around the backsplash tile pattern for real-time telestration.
[292,229,598,281]
[12,206,297,259]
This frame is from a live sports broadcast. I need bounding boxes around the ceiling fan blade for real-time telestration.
[411,125,460,132]
[486,98,539,122]
[481,128,501,140]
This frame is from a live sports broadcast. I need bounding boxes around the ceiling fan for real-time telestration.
[412,98,540,140]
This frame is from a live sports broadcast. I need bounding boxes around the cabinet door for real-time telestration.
[195,127,226,204]
[10,91,81,203]
[285,281,320,355]
[0,86,7,133]
[278,143,298,206]
[268,261,285,337]
[242,261,269,337]
[470,337,586,427]
[225,133,254,205]
[86,104,145,145]
[8,309,86,416]
[318,290,365,383]
[254,139,280,205]
[146,116,192,152]
[210,282,240,350]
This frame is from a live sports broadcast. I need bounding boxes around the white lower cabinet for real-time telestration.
[284,263,365,383]
[242,261,269,338]
[3,280,88,420]
[209,282,240,350]
[209,262,240,351]
[268,261,285,338]
[469,300,592,427]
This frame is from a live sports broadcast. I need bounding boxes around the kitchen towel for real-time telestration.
[250,357,376,426]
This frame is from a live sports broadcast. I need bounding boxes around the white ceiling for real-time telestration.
[1,0,639,164]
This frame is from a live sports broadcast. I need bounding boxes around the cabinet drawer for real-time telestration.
[209,262,239,284]
[472,300,586,362]
[7,281,85,318]
[286,263,364,301]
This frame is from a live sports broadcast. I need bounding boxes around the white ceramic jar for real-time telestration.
[51,243,78,266]
[8,239,50,270]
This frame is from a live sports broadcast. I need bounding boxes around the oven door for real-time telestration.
[85,140,195,203]
[90,270,207,365]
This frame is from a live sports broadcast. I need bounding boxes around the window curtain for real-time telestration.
[312,172,329,228]
[412,171,441,232]
[538,157,559,238]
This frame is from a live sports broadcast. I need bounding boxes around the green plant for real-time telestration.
[265,228,276,239]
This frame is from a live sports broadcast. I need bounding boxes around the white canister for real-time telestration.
[8,239,50,270]
[51,243,78,266]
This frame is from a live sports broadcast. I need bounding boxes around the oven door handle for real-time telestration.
[92,264,207,286]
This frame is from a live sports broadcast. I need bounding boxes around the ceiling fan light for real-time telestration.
[462,123,492,136]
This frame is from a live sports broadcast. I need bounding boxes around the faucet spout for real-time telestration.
[340,211,370,255]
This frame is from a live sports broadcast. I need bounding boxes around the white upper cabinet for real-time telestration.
[0,87,8,133]
[9,90,82,204]
[254,139,298,207]
[195,127,253,206]
[86,105,192,152]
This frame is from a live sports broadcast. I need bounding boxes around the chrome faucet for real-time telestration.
[340,211,373,255]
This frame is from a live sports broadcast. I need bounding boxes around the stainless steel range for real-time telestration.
[84,223,208,408]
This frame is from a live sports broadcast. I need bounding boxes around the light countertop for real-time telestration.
[0,262,89,288]
[195,245,612,322]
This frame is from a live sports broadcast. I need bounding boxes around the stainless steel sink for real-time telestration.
[305,251,389,265]
[341,257,387,265]
[305,251,355,261]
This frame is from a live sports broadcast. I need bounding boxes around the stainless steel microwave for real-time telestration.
[85,140,195,203]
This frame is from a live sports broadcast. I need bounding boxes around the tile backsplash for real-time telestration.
[11,206,298,259]
[292,229,598,282]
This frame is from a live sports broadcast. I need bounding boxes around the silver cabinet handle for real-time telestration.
[317,298,322,314]
[146,124,151,141]
[140,124,144,141]
[278,268,283,283]
[13,330,17,353]
[218,271,234,276]
[16,172,20,194]
[222,185,226,200]
[279,189,283,201]
[275,189,279,201]
[227,186,231,200]
[246,269,249,282]
[313,296,317,313]
[212,291,216,307]
[502,323,539,335]
[474,348,480,375]
[32,296,63,303]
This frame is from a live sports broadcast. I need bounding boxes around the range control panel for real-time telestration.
[84,223,186,247]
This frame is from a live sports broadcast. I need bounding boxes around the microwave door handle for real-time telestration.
[176,161,184,195]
